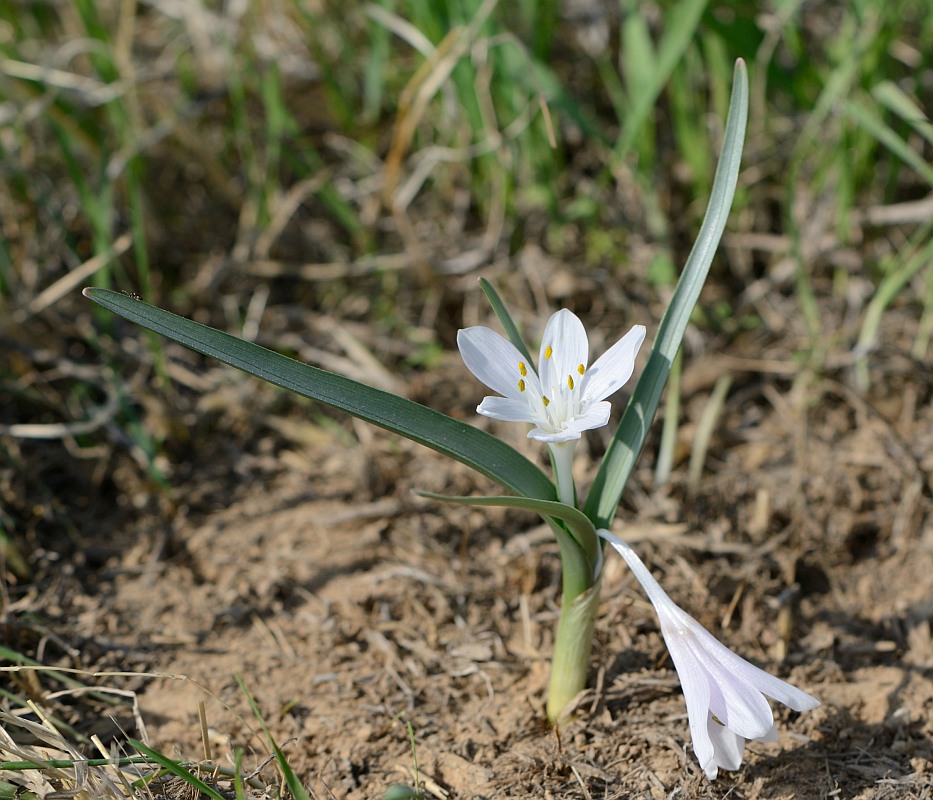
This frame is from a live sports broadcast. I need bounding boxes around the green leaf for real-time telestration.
[585,58,748,528]
[416,491,597,539]
[478,278,535,367]
[416,491,601,591]
[83,288,554,501]
[0,781,29,799]
[383,784,423,800]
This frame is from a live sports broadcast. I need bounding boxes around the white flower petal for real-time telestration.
[581,325,646,402]
[458,310,643,443]
[538,309,589,394]
[457,327,531,400]
[600,529,670,610]
[476,396,539,424]
[527,425,582,443]
[705,661,775,739]
[561,401,611,435]
[688,621,820,712]
[707,715,746,772]
[757,724,779,743]
[661,622,716,772]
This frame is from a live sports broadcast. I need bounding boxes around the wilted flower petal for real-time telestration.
[598,529,819,779]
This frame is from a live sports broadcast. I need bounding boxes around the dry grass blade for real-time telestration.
[686,372,734,491]
[381,0,501,209]
[21,233,132,319]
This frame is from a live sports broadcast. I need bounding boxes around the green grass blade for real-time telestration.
[127,739,226,800]
[585,58,748,529]
[845,97,933,188]
[653,347,682,486]
[0,646,114,698]
[83,288,554,501]
[614,0,710,157]
[232,748,246,800]
[686,371,733,490]
[0,757,150,770]
[872,80,933,147]
[855,231,933,391]
[236,676,311,800]
[478,278,535,367]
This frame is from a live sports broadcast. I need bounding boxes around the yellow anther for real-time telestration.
[518,361,527,376]
[577,364,585,375]
[567,375,575,390]
[517,379,526,392]
[544,346,553,359]
[542,396,550,407]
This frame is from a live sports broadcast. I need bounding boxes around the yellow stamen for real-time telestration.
[542,396,550,407]
[518,361,527,376]
[567,375,574,390]
[577,364,585,375]
[517,379,526,392]
[544,346,553,359]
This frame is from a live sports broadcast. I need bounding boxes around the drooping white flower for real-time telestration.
[457,309,646,444]
[598,529,820,780]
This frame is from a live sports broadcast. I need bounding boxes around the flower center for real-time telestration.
[541,348,588,430]
[513,350,588,431]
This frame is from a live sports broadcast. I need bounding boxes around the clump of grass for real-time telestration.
[771,0,933,370]
[0,664,314,799]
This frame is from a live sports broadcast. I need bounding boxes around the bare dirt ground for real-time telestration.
[5,276,932,799]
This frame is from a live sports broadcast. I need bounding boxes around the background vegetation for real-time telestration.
[1,0,931,796]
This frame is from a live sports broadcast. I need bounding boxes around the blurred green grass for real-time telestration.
[0,0,930,601]
[0,0,930,581]
[0,0,933,302]
[2,0,929,314]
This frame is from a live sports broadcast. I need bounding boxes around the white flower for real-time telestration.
[598,529,820,780]
[457,309,645,444]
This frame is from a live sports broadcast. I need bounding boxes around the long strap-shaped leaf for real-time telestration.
[84,288,555,501]
[584,58,749,529]
[417,491,601,593]
[479,278,536,368]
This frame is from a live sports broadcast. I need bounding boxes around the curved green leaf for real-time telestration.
[479,278,535,368]
[416,490,597,537]
[416,490,601,591]
[84,288,555,501]
[585,58,749,528]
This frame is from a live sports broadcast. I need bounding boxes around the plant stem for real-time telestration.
[549,442,577,506]
[544,441,602,723]
[545,574,602,723]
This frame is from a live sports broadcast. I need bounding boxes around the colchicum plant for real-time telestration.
[84,60,818,778]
